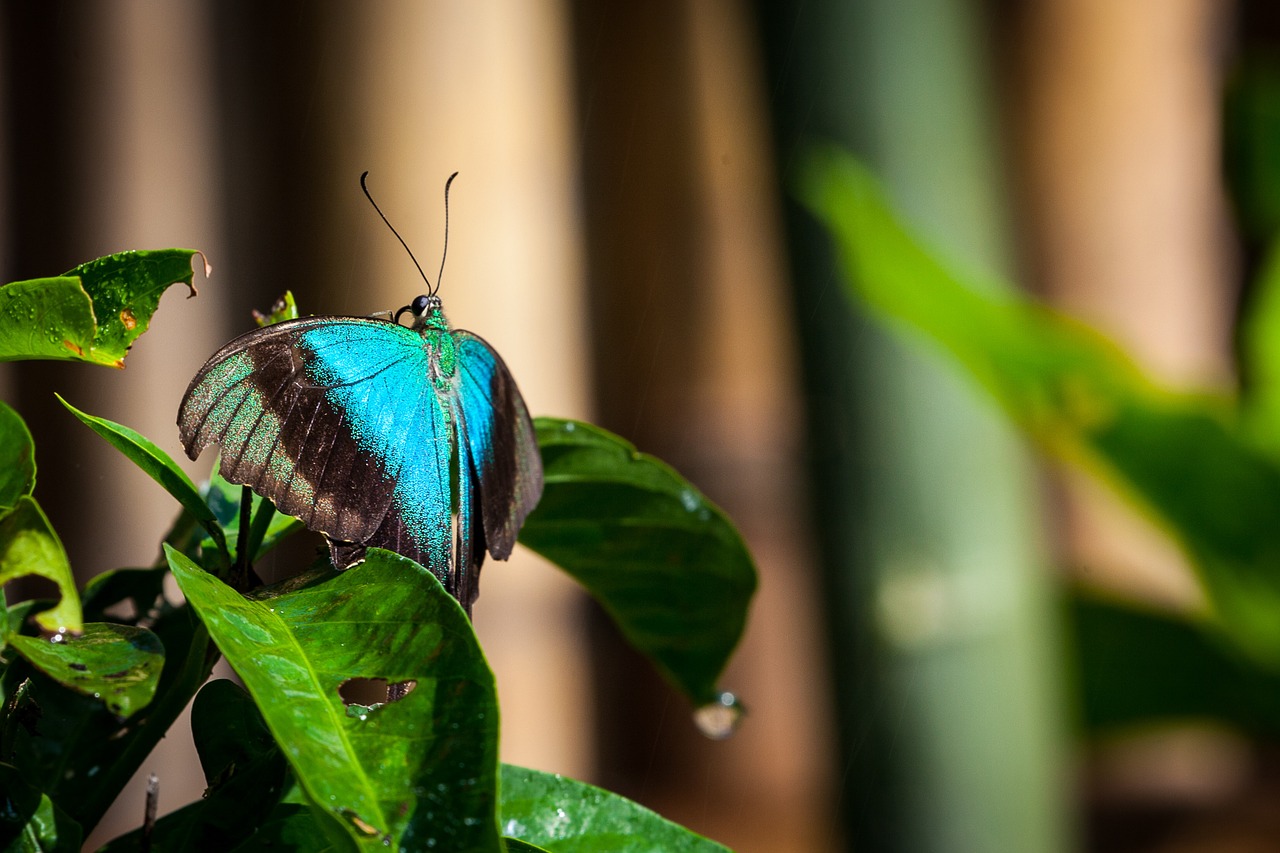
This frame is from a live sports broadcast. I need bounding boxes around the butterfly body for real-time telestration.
[178,294,542,612]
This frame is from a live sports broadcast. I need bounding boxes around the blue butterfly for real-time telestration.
[177,176,542,612]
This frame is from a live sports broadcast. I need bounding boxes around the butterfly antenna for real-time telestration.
[360,170,433,291]
[435,172,459,296]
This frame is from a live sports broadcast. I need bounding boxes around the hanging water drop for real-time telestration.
[693,691,744,739]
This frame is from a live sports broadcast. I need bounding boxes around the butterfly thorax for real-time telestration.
[407,295,458,389]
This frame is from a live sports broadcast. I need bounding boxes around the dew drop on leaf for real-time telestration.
[693,691,744,739]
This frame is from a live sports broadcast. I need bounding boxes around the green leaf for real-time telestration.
[0,278,97,363]
[81,566,166,624]
[0,762,82,853]
[57,396,229,567]
[499,764,731,852]
[8,623,163,718]
[191,679,278,785]
[0,401,36,513]
[0,497,81,635]
[520,418,756,705]
[0,249,201,367]
[795,146,1280,668]
[100,680,291,852]
[166,546,503,851]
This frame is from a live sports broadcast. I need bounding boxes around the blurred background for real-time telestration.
[1,1,1277,851]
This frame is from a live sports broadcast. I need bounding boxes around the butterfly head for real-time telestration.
[396,293,446,331]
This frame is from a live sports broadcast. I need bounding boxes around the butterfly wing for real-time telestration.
[452,330,543,561]
[177,317,454,575]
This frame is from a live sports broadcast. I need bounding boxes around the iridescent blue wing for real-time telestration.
[453,331,543,556]
[449,331,543,609]
[177,317,454,577]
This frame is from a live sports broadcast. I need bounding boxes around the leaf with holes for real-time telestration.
[499,764,731,852]
[167,545,503,851]
[0,249,202,367]
[0,497,82,635]
[519,418,756,706]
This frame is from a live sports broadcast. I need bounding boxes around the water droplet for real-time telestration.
[693,691,744,739]
[562,421,575,432]
[680,489,700,512]
[49,632,67,644]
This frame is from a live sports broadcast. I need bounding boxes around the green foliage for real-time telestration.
[0,254,751,849]
[499,765,732,852]
[520,419,756,705]
[0,249,201,367]
[798,145,1280,735]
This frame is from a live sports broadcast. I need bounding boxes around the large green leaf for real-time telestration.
[0,249,201,367]
[499,765,730,853]
[0,497,81,635]
[167,546,503,852]
[57,396,229,568]
[8,623,163,719]
[520,418,756,706]
[796,146,1280,667]
[0,401,36,513]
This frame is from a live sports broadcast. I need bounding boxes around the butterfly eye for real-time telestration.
[411,294,432,316]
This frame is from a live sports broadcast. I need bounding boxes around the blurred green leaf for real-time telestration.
[0,249,201,367]
[0,402,35,513]
[0,762,82,853]
[0,497,81,635]
[57,396,229,567]
[167,546,503,851]
[1224,57,1280,245]
[796,146,1280,668]
[254,290,299,326]
[8,623,163,719]
[520,418,756,706]
[1240,239,1280,453]
[1070,586,1280,735]
[499,764,730,852]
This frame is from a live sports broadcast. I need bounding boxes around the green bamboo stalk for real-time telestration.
[755,2,1070,850]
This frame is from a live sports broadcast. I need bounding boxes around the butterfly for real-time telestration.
[177,174,542,613]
